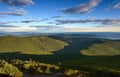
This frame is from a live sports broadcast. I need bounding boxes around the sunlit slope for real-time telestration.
[81,41,120,56]
[0,36,68,54]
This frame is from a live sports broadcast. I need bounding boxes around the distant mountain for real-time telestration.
[0,32,63,36]
[0,36,68,54]
[1,32,120,40]
[81,41,120,56]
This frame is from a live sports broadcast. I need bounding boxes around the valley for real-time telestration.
[0,34,120,77]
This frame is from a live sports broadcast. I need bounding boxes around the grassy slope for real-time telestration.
[81,41,120,56]
[0,36,68,54]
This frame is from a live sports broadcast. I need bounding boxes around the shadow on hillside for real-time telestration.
[0,51,120,63]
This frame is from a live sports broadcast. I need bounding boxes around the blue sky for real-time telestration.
[0,0,120,32]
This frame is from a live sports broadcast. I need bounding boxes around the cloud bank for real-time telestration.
[0,24,66,32]
[56,18,120,25]
[0,26,37,32]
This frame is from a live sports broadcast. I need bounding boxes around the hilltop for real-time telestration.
[0,36,68,54]
[81,41,120,56]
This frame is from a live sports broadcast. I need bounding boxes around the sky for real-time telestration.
[0,0,120,33]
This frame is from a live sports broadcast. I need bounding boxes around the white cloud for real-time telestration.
[106,1,120,10]
[56,18,120,26]
[65,26,120,32]
[0,0,34,6]
[60,0,101,14]
[0,26,38,32]
[0,8,26,16]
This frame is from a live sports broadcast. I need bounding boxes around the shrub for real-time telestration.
[64,69,79,76]
[0,60,22,77]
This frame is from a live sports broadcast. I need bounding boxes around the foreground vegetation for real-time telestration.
[0,60,22,77]
[0,59,88,77]
[0,59,120,77]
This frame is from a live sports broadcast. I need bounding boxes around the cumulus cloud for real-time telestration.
[0,8,26,16]
[56,18,120,25]
[0,0,34,6]
[60,0,101,14]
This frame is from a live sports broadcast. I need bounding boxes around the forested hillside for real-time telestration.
[0,36,68,54]
[81,41,120,56]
